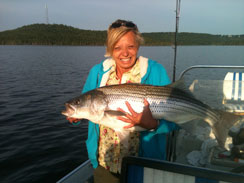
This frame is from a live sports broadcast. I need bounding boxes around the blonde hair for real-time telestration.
[105,20,144,57]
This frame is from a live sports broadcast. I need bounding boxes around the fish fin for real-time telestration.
[212,111,243,148]
[169,78,205,93]
[188,79,199,93]
[168,78,187,90]
[167,79,196,98]
[104,110,126,117]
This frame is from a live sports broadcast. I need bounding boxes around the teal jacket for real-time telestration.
[82,56,178,168]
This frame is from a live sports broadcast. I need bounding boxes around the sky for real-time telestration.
[0,0,243,35]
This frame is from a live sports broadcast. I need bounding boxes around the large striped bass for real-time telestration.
[62,83,242,147]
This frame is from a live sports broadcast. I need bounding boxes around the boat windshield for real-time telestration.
[178,66,244,112]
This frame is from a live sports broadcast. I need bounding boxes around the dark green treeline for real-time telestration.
[0,24,243,46]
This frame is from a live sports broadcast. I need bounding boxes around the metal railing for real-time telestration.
[179,65,244,80]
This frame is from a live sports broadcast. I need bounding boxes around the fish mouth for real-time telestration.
[62,103,76,116]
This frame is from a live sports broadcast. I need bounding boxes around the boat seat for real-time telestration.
[120,156,244,183]
[223,72,244,112]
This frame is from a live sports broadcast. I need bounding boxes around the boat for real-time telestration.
[57,65,244,183]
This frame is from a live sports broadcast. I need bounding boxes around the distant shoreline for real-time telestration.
[0,24,243,46]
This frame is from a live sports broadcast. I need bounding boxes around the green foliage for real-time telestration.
[0,24,243,45]
[0,24,106,45]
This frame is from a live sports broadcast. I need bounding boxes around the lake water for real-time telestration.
[0,45,243,183]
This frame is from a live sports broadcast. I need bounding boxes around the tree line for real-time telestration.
[0,24,243,46]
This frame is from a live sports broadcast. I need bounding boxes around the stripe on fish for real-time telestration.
[62,83,243,148]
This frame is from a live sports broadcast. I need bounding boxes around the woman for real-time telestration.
[68,19,177,182]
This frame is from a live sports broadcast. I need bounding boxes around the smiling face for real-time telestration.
[112,31,139,77]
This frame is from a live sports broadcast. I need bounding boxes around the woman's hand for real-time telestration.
[117,98,158,130]
[66,117,81,124]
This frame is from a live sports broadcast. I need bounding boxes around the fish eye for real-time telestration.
[72,100,80,105]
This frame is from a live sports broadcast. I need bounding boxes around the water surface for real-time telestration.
[0,45,243,182]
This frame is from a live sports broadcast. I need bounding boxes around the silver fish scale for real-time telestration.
[158,93,220,123]
[97,84,220,123]
[144,85,220,123]
[63,83,242,148]
[99,84,149,114]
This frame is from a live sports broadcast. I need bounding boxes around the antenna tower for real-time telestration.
[45,4,49,24]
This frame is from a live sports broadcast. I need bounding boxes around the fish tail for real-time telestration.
[212,111,243,148]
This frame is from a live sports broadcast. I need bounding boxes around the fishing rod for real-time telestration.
[172,0,181,82]
[167,0,181,162]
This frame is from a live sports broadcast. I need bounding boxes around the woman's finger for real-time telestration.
[117,116,133,123]
[144,98,149,106]
[125,101,137,116]
[117,107,126,114]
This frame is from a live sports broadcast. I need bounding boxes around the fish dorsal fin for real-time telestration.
[168,79,187,90]
[167,79,195,97]
[104,110,126,117]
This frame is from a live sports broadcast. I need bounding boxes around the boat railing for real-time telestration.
[178,65,244,80]
[56,159,93,183]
